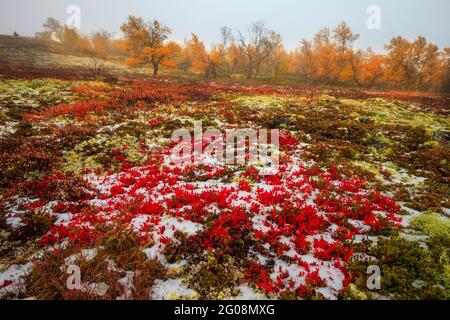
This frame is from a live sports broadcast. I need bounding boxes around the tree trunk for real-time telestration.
[255,62,261,79]
[211,63,217,79]
[246,63,253,80]
[353,77,363,88]
[152,62,159,76]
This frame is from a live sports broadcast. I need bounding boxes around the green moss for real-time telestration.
[411,212,450,240]
[345,236,449,300]
[340,99,364,108]
[318,94,337,105]
[60,133,146,175]
[0,79,76,120]
[363,105,448,130]
[381,161,425,187]
[100,229,148,271]
[346,284,369,300]
[364,133,393,147]
[424,140,441,148]
[233,95,298,109]
[353,161,382,178]
[186,254,243,299]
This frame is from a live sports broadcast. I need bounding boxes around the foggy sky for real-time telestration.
[0,0,449,52]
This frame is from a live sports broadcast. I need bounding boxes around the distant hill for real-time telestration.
[0,35,149,80]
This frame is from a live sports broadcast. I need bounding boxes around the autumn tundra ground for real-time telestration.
[0,40,449,301]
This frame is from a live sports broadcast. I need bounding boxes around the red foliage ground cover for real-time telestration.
[5,131,401,298]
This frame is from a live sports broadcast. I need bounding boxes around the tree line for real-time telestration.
[35,16,450,92]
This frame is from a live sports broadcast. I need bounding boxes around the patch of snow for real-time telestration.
[0,262,33,296]
[315,287,338,300]
[118,271,134,300]
[86,282,109,297]
[64,248,98,266]
[54,213,73,226]
[6,217,25,229]
[151,279,198,300]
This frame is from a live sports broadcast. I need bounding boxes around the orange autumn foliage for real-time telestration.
[36,15,448,91]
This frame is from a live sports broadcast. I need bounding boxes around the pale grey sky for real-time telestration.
[0,0,449,52]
